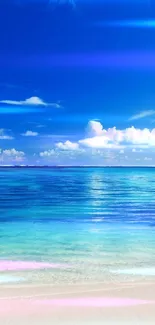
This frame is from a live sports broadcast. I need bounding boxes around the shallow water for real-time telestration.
[0,167,155,285]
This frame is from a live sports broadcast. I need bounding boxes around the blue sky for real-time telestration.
[1,0,155,165]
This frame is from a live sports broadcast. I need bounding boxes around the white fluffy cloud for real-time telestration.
[80,122,155,148]
[0,148,25,163]
[79,136,122,149]
[0,96,61,108]
[53,121,155,151]
[40,149,55,157]
[3,149,25,157]
[22,130,38,137]
[37,120,155,165]
[87,120,104,136]
[144,157,152,161]
[55,140,79,150]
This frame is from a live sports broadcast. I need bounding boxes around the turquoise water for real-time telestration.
[0,167,155,285]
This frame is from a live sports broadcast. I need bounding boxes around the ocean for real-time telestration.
[0,167,155,286]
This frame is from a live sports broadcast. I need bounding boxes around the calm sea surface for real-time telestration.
[0,167,155,285]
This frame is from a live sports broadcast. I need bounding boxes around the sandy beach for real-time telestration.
[1,281,155,325]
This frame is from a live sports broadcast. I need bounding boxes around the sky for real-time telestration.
[1,0,155,165]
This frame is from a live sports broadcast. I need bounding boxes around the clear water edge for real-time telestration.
[0,167,155,286]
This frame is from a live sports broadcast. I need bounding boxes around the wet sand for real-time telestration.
[0,281,155,324]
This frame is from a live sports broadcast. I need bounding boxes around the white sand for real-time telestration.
[0,281,155,324]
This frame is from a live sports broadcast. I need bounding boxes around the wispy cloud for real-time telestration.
[15,0,76,7]
[0,96,61,108]
[129,110,155,121]
[0,129,14,140]
[26,52,155,70]
[95,20,155,29]
[11,0,146,5]
[0,83,27,90]
[36,124,46,128]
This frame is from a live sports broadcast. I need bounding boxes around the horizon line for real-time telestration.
[0,165,155,168]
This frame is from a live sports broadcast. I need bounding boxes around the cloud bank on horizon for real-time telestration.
[54,120,155,151]
[1,119,155,166]
[38,120,155,166]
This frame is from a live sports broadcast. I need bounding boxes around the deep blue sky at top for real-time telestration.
[0,0,155,162]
